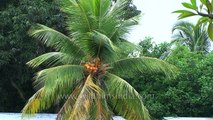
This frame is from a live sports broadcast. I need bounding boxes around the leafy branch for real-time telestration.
[173,0,213,40]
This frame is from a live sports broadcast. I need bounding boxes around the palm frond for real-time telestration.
[61,0,138,46]
[104,73,150,120]
[109,0,128,18]
[68,75,103,120]
[60,0,97,33]
[27,52,81,68]
[34,65,84,90]
[76,30,118,62]
[116,39,138,58]
[88,86,112,120]
[99,0,129,41]
[57,84,83,120]
[35,65,84,107]
[172,21,194,33]
[92,0,111,17]
[29,24,85,58]
[109,57,178,79]
[93,97,111,120]
[110,15,140,41]
[22,65,85,115]
[22,88,45,115]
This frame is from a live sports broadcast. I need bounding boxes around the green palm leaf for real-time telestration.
[29,24,85,58]
[99,0,129,41]
[34,65,84,90]
[22,88,45,114]
[105,73,150,120]
[22,65,84,115]
[61,0,130,42]
[27,52,80,68]
[109,57,178,79]
[60,0,97,33]
[92,0,111,17]
[76,30,118,62]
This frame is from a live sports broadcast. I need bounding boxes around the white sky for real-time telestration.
[128,0,200,44]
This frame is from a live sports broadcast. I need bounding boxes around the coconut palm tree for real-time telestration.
[22,0,178,120]
[172,21,211,53]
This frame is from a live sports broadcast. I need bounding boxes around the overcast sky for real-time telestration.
[128,0,199,44]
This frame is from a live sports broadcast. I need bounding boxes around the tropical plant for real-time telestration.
[173,0,213,40]
[172,21,211,53]
[22,0,178,119]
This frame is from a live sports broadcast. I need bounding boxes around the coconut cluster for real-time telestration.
[84,63,98,73]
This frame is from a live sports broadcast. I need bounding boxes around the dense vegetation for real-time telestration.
[0,0,66,111]
[131,40,213,119]
[0,0,213,119]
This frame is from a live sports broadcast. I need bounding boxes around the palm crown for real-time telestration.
[172,21,211,53]
[22,0,178,120]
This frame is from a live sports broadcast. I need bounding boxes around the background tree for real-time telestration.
[0,0,65,112]
[164,45,213,117]
[172,21,211,53]
[127,45,213,119]
[112,0,141,19]
[138,37,171,58]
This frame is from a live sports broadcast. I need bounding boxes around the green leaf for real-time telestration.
[109,57,178,79]
[182,2,197,10]
[26,65,84,114]
[191,0,197,7]
[212,0,213,7]
[27,52,79,68]
[200,0,207,5]
[206,0,213,13]
[29,24,85,58]
[104,73,150,120]
[195,17,210,30]
[173,10,197,19]
[22,88,45,115]
[208,22,213,40]
[79,30,118,62]
[34,65,84,90]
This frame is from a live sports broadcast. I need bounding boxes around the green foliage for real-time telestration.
[105,73,150,120]
[138,37,171,58]
[127,45,213,119]
[109,57,177,79]
[164,46,213,117]
[208,22,213,40]
[173,0,213,41]
[174,10,197,19]
[0,0,65,112]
